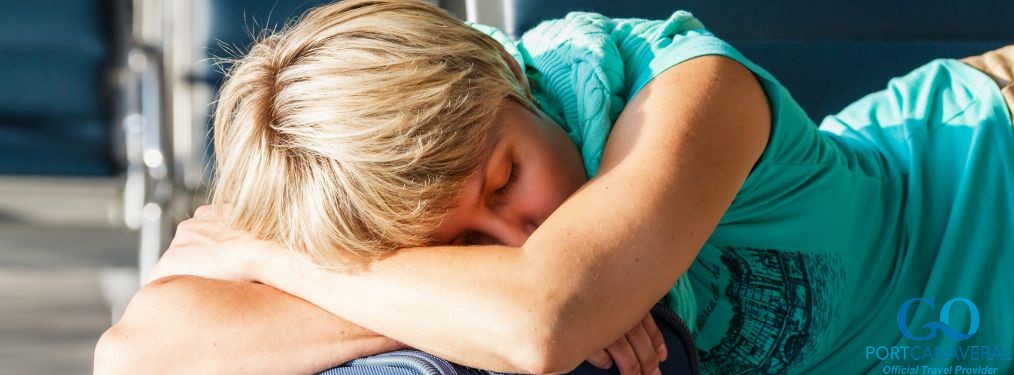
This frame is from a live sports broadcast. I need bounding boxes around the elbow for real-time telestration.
[93,325,141,374]
[504,274,592,373]
[93,324,131,372]
[92,276,197,374]
[512,340,585,375]
[505,306,588,374]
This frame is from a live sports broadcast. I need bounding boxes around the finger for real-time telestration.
[175,218,196,230]
[169,218,210,246]
[193,205,214,220]
[641,314,667,362]
[193,204,230,221]
[626,322,661,375]
[605,336,641,375]
[585,348,614,369]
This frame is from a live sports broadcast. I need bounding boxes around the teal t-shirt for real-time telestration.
[474,11,1014,374]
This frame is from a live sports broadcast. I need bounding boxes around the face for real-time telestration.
[430,100,588,247]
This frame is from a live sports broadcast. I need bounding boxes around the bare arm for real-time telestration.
[242,55,771,373]
[93,275,407,374]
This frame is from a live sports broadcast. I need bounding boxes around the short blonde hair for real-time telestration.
[212,0,532,271]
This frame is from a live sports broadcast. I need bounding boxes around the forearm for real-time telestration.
[94,275,407,374]
[254,156,703,372]
[254,142,686,373]
[254,56,767,373]
[262,245,551,373]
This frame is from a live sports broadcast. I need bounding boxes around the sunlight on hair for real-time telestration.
[212,0,534,272]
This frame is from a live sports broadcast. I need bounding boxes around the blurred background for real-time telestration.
[2,0,1011,373]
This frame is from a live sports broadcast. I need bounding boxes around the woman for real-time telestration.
[94,0,1014,374]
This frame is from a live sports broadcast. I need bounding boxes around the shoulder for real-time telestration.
[662,55,770,154]
[604,54,771,178]
[648,54,766,102]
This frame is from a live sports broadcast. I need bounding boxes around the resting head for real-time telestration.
[212,0,586,272]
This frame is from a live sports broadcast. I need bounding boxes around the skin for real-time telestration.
[93,102,664,375]
[133,54,770,373]
[432,99,669,372]
[94,99,667,374]
[94,275,408,374]
[432,99,586,247]
[96,47,670,374]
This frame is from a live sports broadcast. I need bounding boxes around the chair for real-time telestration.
[1,1,119,176]
[114,0,335,281]
[0,0,174,281]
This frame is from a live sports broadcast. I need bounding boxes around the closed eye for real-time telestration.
[494,163,520,199]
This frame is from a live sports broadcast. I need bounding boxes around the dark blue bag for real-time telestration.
[318,303,699,375]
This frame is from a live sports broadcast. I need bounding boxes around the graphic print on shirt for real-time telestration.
[689,246,845,374]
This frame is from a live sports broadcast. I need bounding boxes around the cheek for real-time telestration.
[515,176,563,223]
[543,123,587,191]
[520,145,586,219]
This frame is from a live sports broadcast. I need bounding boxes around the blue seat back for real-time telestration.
[504,0,1014,120]
[0,0,119,176]
[202,0,335,85]
[188,0,335,169]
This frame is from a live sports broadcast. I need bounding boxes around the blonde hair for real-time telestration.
[212,0,533,271]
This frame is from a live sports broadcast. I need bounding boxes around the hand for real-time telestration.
[146,205,270,284]
[585,313,667,375]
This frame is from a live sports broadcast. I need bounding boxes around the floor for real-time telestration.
[0,177,169,374]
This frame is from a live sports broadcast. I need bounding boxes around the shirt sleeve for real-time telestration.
[609,11,724,101]
[472,11,831,193]
[607,12,828,172]
[471,12,854,340]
